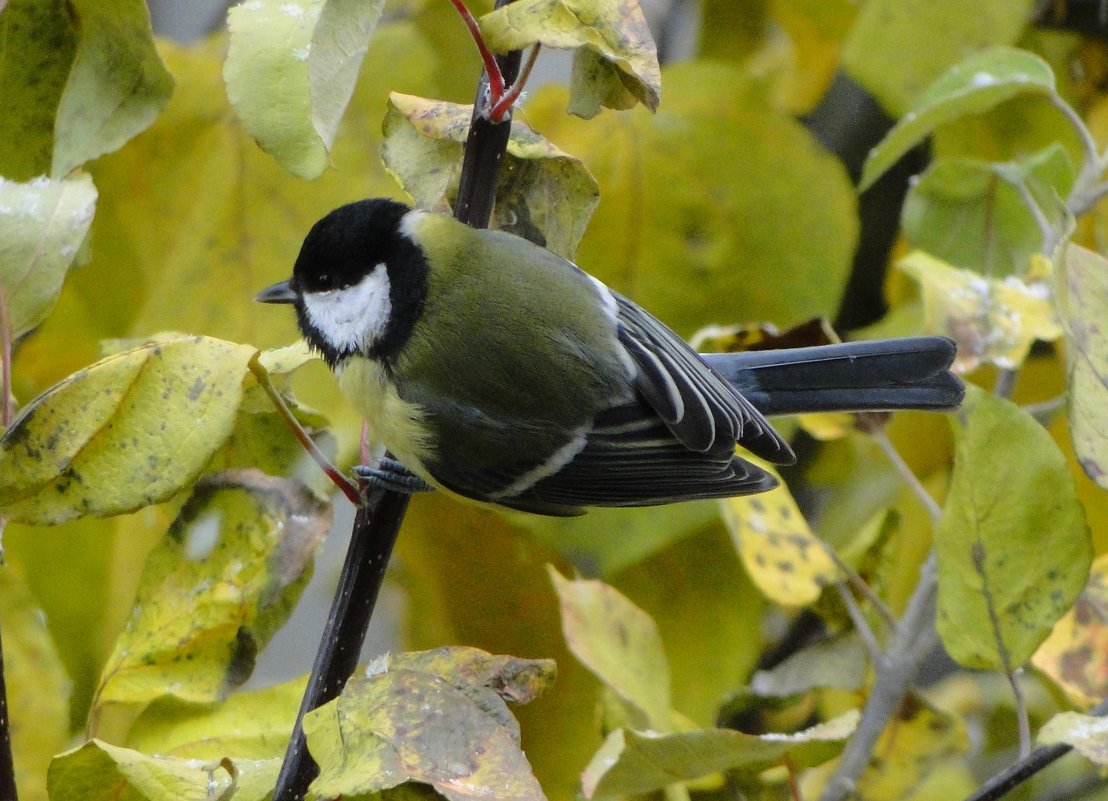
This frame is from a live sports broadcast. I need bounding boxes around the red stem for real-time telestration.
[447,0,506,102]
[0,289,12,428]
[248,357,363,506]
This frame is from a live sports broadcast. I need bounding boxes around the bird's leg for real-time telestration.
[354,457,435,495]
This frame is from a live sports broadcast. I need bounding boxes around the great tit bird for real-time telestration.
[257,198,963,517]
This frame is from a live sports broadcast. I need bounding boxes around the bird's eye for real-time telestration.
[318,273,330,285]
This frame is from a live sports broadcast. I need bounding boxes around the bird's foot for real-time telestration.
[354,457,435,495]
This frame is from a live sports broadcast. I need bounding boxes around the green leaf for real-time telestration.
[902,144,1074,277]
[749,633,868,697]
[381,93,599,259]
[479,0,660,117]
[844,3,1037,120]
[1038,711,1108,765]
[581,712,858,798]
[0,173,97,340]
[93,470,330,707]
[305,666,546,801]
[0,0,78,180]
[549,567,672,730]
[936,386,1091,670]
[525,62,856,336]
[897,251,1062,373]
[1056,244,1108,489]
[0,336,257,524]
[127,677,305,758]
[52,0,174,177]
[4,510,168,728]
[225,0,386,179]
[48,739,275,801]
[861,47,1056,190]
[1,568,71,801]
[613,528,767,727]
[568,47,642,119]
[515,499,721,578]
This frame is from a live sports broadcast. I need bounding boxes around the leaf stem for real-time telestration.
[1007,668,1031,759]
[490,44,541,121]
[822,545,897,632]
[247,356,362,506]
[1052,95,1102,198]
[0,289,12,428]
[835,583,881,663]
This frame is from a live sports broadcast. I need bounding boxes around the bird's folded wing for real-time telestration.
[611,292,791,462]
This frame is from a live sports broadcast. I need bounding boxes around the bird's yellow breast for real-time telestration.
[337,357,435,479]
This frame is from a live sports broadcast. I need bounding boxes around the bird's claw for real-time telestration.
[354,457,435,495]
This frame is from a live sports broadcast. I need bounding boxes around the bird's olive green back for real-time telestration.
[394,213,630,468]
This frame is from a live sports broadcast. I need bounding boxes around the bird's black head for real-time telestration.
[257,198,430,368]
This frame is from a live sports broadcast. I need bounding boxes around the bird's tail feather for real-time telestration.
[702,336,964,417]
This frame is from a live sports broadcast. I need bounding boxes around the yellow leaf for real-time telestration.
[0,174,97,340]
[93,470,330,709]
[856,693,970,801]
[897,250,1062,373]
[2,569,70,801]
[0,336,257,525]
[1032,552,1108,707]
[549,567,672,730]
[479,0,660,117]
[225,0,386,178]
[305,665,547,801]
[1039,711,1108,765]
[721,463,840,606]
[382,93,599,259]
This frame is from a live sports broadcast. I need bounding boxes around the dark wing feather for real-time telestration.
[612,292,792,462]
[497,401,778,514]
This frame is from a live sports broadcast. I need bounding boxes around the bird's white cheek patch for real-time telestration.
[303,264,392,352]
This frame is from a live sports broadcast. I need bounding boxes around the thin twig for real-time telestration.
[1068,180,1108,217]
[247,357,362,506]
[871,429,942,521]
[1022,394,1066,424]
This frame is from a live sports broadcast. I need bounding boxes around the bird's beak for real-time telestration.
[255,280,297,304]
